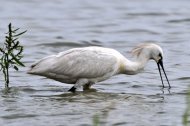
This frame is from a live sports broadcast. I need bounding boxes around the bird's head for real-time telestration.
[132,43,171,88]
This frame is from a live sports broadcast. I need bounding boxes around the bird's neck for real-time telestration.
[122,54,150,75]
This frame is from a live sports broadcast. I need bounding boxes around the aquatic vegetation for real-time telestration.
[0,23,26,89]
[93,114,100,126]
[183,88,190,126]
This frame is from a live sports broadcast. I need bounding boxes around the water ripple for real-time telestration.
[127,12,169,17]
[37,40,102,48]
[168,18,190,23]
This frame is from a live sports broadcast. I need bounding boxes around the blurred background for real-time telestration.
[0,0,190,126]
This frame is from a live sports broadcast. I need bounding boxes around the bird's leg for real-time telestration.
[68,79,89,93]
[83,83,93,91]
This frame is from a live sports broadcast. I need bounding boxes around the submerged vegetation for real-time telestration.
[183,88,190,126]
[93,114,100,126]
[0,23,26,89]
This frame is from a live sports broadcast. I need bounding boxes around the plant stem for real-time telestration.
[4,24,11,89]
[5,53,9,89]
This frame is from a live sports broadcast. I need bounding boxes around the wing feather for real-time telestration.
[51,48,118,78]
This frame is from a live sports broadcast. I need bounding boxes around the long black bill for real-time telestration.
[157,60,171,88]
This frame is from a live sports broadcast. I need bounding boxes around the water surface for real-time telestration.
[0,0,190,126]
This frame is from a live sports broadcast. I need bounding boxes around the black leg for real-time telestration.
[68,86,76,93]
[83,83,90,90]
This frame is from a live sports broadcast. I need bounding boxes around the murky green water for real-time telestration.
[1,0,190,125]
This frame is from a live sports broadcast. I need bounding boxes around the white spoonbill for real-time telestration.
[27,43,170,92]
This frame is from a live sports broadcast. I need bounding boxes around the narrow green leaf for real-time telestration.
[1,56,5,64]
[17,55,23,59]
[0,48,5,53]
[9,41,20,52]
[13,30,27,37]
[12,38,18,42]
[2,69,6,79]
[0,62,2,70]
[16,46,23,56]
[14,41,19,47]
[13,66,18,71]
[11,53,25,67]
[12,28,20,33]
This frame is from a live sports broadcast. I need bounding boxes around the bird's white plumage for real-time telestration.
[28,43,169,91]
[28,47,125,84]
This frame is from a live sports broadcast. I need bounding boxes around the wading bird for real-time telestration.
[28,43,170,92]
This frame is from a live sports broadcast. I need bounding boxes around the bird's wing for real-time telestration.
[50,48,118,78]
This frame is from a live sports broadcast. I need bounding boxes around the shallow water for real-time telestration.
[0,0,190,126]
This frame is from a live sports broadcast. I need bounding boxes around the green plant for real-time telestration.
[183,88,190,126]
[93,114,100,126]
[0,23,26,89]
